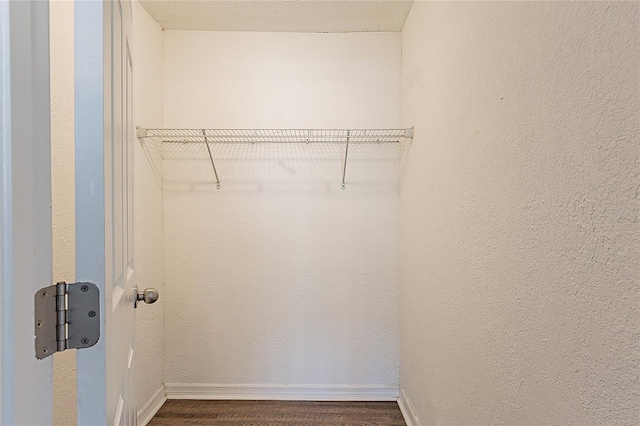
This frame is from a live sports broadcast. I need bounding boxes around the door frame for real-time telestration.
[75,0,138,424]
[0,0,53,424]
[74,0,109,421]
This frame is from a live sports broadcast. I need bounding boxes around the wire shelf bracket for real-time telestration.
[202,129,221,189]
[341,129,351,190]
[136,127,414,189]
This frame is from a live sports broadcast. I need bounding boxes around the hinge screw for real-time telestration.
[36,320,43,328]
[81,285,89,292]
[88,311,96,318]
[81,338,89,345]
[40,291,47,298]
[42,347,48,354]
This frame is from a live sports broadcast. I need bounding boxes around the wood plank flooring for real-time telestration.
[149,400,407,426]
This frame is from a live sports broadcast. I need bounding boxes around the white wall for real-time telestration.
[399,2,639,425]
[162,31,402,390]
[133,1,165,417]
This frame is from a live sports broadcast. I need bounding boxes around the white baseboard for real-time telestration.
[164,383,399,401]
[398,388,420,426]
[137,385,167,426]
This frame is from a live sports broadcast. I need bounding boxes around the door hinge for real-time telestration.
[34,282,100,359]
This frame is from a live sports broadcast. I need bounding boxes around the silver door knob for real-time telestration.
[134,286,159,308]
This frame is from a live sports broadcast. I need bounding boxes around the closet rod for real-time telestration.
[158,140,401,145]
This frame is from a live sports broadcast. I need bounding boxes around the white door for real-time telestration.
[75,0,137,425]
[0,0,54,425]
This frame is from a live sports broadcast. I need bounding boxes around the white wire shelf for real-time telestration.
[136,127,414,189]
[137,128,413,144]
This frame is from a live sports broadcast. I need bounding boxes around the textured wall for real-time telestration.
[162,31,402,387]
[50,0,77,424]
[399,2,639,425]
[133,0,165,415]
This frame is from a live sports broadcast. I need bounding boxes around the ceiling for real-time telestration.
[139,0,414,33]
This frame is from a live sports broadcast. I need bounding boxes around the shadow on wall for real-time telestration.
[140,138,412,194]
[140,137,163,185]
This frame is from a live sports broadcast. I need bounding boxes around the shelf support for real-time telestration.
[405,127,414,139]
[136,127,148,138]
[202,129,221,189]
[341,129,350,190]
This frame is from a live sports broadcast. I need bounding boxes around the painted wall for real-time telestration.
[50,0,76,424]
[133,0,165,417]
[50,2,165,424]
[162,31,402,389]
[399,2,639,425]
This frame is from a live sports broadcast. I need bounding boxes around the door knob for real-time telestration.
[134,286,159,308]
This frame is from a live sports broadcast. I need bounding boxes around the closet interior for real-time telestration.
[48,1,638,425]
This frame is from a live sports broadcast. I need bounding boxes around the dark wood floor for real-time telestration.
[149,400,406,425]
